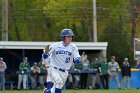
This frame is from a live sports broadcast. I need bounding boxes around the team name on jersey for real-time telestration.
[56,50,72,56]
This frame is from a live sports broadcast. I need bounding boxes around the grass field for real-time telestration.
[3,89,140,93]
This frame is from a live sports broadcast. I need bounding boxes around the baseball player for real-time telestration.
[17,57,30,90]
[42,29,83,93]
[108,56,121,89]
[98,56,110,89]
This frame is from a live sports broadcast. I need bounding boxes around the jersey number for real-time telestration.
[65,57,70,63]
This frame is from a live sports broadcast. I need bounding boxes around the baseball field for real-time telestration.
[3,89,140,93]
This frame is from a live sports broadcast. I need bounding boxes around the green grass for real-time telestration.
[3,89,140,93]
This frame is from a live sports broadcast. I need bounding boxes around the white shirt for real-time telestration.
[44,41,80,70]
[108,61,119,72]
[0,61,7,71]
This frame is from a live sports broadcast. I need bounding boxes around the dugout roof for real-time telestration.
[0,41,108,50]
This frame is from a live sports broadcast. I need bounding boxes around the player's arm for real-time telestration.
[73,46,85,63]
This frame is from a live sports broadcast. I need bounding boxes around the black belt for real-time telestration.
[54,67,65,72]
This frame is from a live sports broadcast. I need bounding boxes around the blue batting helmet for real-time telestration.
[60,29,74,40]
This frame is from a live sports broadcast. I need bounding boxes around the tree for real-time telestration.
[43,0,93,41]
[99,17,133,65]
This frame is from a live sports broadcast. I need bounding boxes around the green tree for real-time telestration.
[43,0,93,41]
[99,18,133,65]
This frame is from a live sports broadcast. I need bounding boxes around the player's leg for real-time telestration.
[39,76,45,89]
[47,76,52,89]
[30,76,36,89]
[126,76,130,89]
[100,75,105,89]
[45,67,52,90]
[114,73,121,89]
[109,72,113,88]
[53,68,68,93]
[104,74,109,89]
[0,74,1,89]
[23,74,27,90]
[44,67,60,93]
[17,74,23,90]
[44,67,68,93]
[121,76,125,89]
[74,75,80,89]
[92,74,96,89]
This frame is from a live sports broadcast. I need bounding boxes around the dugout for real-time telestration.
[0,41,108,72]
[0,41,108,88]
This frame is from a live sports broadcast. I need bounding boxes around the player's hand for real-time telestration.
[44,45,52,54]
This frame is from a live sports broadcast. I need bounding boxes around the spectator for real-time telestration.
[30,62,40,90]
[38,59,46,89]
[121,58,131,89]
[0,57,7,90]
[98,56,109,89]
[17,57,30,90]
[72,62,83,89]
[89,58,98,89]
[0,57,7,71]
[108,56,121,89]
[66,72,73,89]
[80,53,90,89]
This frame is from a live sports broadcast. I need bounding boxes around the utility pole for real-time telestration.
[132,5,137,61]
[93,0,97,42]
[132,5,137,48]
[2,0,8,41]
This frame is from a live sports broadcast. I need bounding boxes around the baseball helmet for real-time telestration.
[60,29,74,40]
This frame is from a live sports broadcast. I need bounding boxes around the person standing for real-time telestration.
[80,53,90,89]
[0,57,7,71]
[72,61,83,89]
[30,62,41,90]
[121,58,131,89]
[42,29,84,93]
[108,56,121,89]
[98,56,110,89]
[38,59,46,89]
[0,57,7,90]
[17,57,30,90]
[89,58,98,89]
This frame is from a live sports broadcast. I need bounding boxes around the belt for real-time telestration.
[54,67,65,72]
